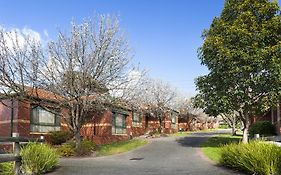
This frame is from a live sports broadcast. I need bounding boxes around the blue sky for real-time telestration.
[0,0,227,96]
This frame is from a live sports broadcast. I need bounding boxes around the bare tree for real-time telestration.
[0,28,43,100]
[175,96,218,131]
[142,79,177,133]
[175,97,200,116]
[113,70,149,108]
[0,15,132,147]
[41,15,132,147]
[0,27,46,138]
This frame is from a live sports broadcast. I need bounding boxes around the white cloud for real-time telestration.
[3,29,25,49]
[0,26,41,49]
[43,29,49,38]
[22,27,41,42]
[109,70,144,99]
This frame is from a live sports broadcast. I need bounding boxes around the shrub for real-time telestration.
[75,140,96,156]
[249,121,276,138]
[48,131,73,145]
[56,143,75,157]
[20,143,58,174]
[220,141,281,175]
[0,162,13,175]
[218,124,229,129]
[148,130,160,136]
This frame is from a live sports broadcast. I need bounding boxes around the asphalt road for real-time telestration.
[48,130,243,175]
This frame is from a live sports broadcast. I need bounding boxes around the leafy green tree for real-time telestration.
[194,0,281,143]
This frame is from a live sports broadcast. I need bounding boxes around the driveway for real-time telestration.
[48,130,243,175]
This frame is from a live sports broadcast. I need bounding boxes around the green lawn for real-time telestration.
[97,139,148,156]
[190,128,218,133]
[169,129,218,137]
[169,131,190,137]
[200,134,242,163]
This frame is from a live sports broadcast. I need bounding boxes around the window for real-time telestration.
[112,113,126,135]
[133,112,142,127]
[171,113,177,129]
[30,106,60,133]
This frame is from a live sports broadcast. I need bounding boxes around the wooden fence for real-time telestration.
[0,134,44,175]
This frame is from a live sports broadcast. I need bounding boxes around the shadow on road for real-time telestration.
[176,136,209,148]
[175,129,238,148]
[175,131,219,148]
[173,130,246,175]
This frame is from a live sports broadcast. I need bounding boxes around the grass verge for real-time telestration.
[169,129,218,137]
[200,134,242,163]
[169,131,190,137]
[97,139,148,156]
[191,128,218,133]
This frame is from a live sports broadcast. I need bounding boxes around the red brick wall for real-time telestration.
[17,100,31,137]
[0,99,21,137]
[131,113,146,136]
[147,117,160,131]
[163,115,178,134]
[80,111,112,139]
[126,111,132,136]
[146,113,179,134]
[208,121,219,129]
[92,135,130,145]
[0,99,68,139]
[80,110,134,145]
[178,118,189,131]
[252,108,279,133]
[0,123,10,137]
[0,100,13,137]
[252,111,273,124]
[163,116,172,134]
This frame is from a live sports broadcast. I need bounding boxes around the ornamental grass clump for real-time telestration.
[0,162,13,175]
[75,140,96,156]
[220,141,281,175]
[20,143,58,174]
[56,143,75,157]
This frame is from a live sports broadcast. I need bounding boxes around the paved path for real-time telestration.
[48,130,243,175]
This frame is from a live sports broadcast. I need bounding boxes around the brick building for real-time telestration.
[0,88,184,145]
[0,89,64,138]
[0,97,147,144]
[252,105,281,135]
[80,108,147,144]
[144,109,179,134]
[177,113,219,131]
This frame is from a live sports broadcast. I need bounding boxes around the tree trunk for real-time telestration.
[271,108,274,125]
[158,118,163,134]
[276,102,280,135]
[242,115,250,143]
[231,116,236,136]
[74,131,82,148]
[231,124,236,136]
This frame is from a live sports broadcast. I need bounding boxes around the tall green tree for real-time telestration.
[194,0,281,143]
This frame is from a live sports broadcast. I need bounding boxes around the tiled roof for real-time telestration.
[25,87,63,102]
